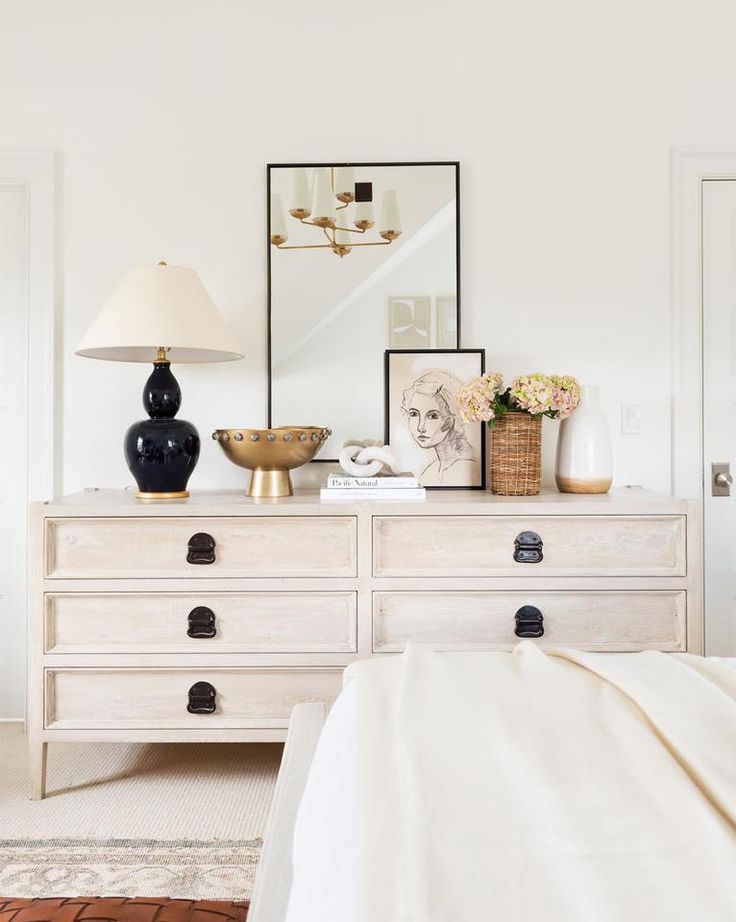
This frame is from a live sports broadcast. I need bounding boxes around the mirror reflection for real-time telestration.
[268,162,459,459]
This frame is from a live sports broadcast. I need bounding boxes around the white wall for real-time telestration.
[2,0,735,494]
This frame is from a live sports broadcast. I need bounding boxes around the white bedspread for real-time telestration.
[285,652,736,922]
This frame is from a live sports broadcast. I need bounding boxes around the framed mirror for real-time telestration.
[268,161,460,461]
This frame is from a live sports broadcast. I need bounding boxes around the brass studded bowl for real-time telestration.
[212,426,331,497]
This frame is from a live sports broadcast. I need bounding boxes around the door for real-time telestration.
[702,180,736,655]
[0,185,30,717]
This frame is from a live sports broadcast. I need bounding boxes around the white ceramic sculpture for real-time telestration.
[339,441,401,477]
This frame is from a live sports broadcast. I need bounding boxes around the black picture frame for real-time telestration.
[384,348,486,490]
[267,161,461,462]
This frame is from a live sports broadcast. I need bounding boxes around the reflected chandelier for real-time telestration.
[270,167,402,258]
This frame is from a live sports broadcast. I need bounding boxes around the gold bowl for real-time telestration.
[212,426,331,497]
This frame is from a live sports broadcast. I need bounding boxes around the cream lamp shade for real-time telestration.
[75,263,244,363]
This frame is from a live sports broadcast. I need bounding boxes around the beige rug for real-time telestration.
[0,724,282,898]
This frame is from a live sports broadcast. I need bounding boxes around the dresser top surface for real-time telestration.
[36,488,693,517]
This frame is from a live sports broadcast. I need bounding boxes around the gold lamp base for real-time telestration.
[136,490,190,501]
[247,469,293,498]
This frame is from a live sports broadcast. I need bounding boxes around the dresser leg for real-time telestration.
[29,739,47,800]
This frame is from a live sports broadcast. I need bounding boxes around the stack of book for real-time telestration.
[320,473,426,501]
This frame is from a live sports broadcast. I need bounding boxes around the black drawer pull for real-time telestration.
[187,681,217,714]
[187,532,216,565]
[514,605,544,638]
[187,606,217,638]
[513,530,543,564]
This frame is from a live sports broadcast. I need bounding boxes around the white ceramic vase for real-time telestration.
[555,385,613,494]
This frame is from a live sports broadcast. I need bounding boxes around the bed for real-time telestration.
[248,650,736,922]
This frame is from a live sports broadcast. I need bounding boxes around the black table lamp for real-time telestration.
[76,261,243,499]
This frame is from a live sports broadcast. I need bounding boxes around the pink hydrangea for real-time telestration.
[455,371,581,428]
[456,372,505,424]
[549,375,581,420]
[509,374,556,415]
[510,373,581,419]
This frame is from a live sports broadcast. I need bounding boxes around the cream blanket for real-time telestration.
[348,643,736,921]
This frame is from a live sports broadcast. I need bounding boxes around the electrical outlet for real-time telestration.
[621,404,642,435]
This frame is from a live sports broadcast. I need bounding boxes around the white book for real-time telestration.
[326,474,421,489]
[320,487,426,501]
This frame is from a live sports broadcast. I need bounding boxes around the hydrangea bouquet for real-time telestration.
[456,372,581,428]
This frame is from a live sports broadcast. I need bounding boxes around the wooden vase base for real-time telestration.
[556,475,612,494]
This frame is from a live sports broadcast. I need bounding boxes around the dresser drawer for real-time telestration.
[44,591,357,654]
[45,516,357,579]
[373,515,686,577]
[373,590,686,652]
[45,668,342,729]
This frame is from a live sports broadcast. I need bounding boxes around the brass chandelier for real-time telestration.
[270,167,402,258]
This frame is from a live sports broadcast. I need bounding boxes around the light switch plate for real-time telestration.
[621,404,642,435]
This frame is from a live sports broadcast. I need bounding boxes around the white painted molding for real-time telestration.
[671,147,736,500]
[0,150,57,500]
[0,150,56,723]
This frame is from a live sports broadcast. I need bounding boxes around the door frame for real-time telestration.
[671,147,736,499]
[672,148,736,654]
[0,151,57,499]
[0,151,56,722]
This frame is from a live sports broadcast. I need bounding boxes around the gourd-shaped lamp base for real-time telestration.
[123,359,200,500]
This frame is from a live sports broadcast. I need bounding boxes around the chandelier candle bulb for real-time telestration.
[289,168,311,219]
[334,215,353,253]
[311,168,337,227]
[380,189,402,240]
[334,165,355,202]
[270,193,288,245]
[354,200,375,230]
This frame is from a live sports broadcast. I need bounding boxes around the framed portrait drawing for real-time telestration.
[384,349,486,489]
[388,296,432,348]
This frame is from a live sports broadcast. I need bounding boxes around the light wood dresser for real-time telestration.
[28,488,701,798]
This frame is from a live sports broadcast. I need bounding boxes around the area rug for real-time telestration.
[0,839,261,900]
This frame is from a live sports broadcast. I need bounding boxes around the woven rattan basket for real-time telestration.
[489,412,542,495]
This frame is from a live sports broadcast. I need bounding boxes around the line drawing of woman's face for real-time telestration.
[398,368,480,486]
[406,393,453,449]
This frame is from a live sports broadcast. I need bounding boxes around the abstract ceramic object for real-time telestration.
[339,442,401,477]
[213,426,331,497]
[555,385,613,494]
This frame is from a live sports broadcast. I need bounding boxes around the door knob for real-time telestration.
[712,463,733,497]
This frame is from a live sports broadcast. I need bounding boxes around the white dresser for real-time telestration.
[28,488,701,798]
